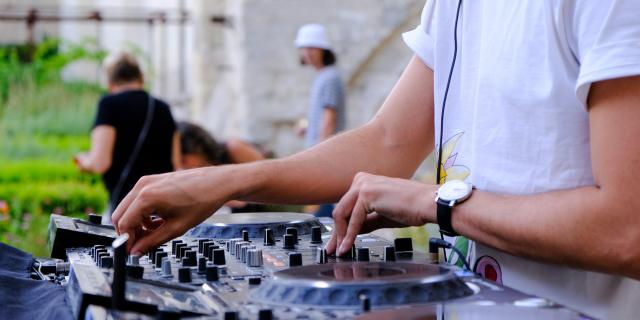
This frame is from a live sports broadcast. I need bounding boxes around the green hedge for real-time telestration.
[0,160,100,184]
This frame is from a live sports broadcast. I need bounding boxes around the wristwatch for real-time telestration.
[435,180,473,236]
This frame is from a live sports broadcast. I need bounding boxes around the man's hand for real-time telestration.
[111,167,237,255]
[326,172,437,256]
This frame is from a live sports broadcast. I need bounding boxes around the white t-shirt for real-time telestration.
[403,1,640,318]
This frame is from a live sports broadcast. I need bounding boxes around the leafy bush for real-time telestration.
[0,160,100,184]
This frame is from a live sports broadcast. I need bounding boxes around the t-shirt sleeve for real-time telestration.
[402,1,436,69]
[93,96,117,128]
[319,76,343,110]
[572,0,640,108]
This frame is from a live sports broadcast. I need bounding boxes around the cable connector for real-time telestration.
[429,237,472,272]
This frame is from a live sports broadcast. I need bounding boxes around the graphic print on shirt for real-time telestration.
[420,132,471,268]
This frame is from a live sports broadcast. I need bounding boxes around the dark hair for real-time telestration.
[322,49,336,66]
[105,52,144,85]
[177,122,230,165]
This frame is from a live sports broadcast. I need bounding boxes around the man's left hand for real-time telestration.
[325,172,437,256]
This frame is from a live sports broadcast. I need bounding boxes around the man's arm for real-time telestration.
[111,56,435,254]
[329,75,640,279]
[75,125,116,174]
[319,107,337,140]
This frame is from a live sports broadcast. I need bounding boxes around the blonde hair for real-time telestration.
[104,52,144,85]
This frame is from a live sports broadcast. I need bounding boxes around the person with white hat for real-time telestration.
[295,23,346,217]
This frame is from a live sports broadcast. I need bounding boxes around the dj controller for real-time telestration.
[39,212,593,320]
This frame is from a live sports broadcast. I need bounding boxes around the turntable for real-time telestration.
[186,212,326,239]
[251,262,473,308]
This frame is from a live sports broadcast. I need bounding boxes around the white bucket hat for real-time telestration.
[295,23,332,50]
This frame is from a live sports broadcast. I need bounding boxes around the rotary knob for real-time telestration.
[211,249,226,265]
[263,229,275,246]
[316,248,328,264]
[171,240,183,255]
[283,234,296,249]
[242,230,250,242]
[162,259,172,276]
[126,265,144,279]
[128,255,140,265]
[182,250,197,267]
[100,256,114,269]
[289,252,302,267]
[247,249,263,267]
[87,213,102,224]
[206,266,219,281]
[310,226,323,244]
[155,252,168,268]
[285,227,298,244]
[178,267,192,283]
[384,246,396,261]
[198,257,208,274]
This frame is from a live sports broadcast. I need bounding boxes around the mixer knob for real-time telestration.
[97,252,109,265]
[310,226,323,244]
[171,240,183,255]
[162,258,172,276]
[182,250,197,267]
[227,238,242,252]
[316,248,328,264]
[126,265,144,279]
[283,234,296,249]
[242,230,250,242]
[95,249,107,263]
[91,245,105,258]
[128,255,140,265]
[155,252,168,269]
[247,249,263,267]
[206,266,219,281]
[207,245,220,261]
[178,267,192,283]
[198,239,212,254]
[233,241,249,257]
[87,213,102,224]
[263,228,275,246]
[258,309,274,320]
[198,257,208,274]
[338,244,356,259]
[101,256,114,269]
[384,246,396,261]
[175,243,188,258]
[212,249,226,265]
[289,252,303,267]
[203,242,217,258]
[241,245,255,263]
[285,227,298,243]
[357,248,370,262]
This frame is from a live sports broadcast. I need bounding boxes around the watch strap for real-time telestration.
[437,198,458,236]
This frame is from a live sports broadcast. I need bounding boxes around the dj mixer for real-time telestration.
[41,212,592,320]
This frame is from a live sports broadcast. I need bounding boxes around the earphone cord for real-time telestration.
[436,0,463,264]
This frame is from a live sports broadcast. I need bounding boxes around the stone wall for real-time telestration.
[202,0,424,156]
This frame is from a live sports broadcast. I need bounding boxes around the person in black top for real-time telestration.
[75,53,180,221]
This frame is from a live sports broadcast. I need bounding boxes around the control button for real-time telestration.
[175,243,187,258]
[155,252,168,269]
[87,213,102,224]
[223,311,239,320]
[394,237,413,252]
[263,228,275,246]
[162,258,172,276]
[338,244,356,259]
[384,246,396,261]
[360,294,371,312]
[357,248,370,262]
[248,276,262,285]
[101,256,114,269]
[289,252,303,267]
[206,266,219,281]
[197,239,208,254]
[258,309,274,320]
[126,265,144,279]
[182,250,197,267]
[247,249,263,267]
[316,248,328,264]
[178,267,192,283]
[310,226,323,244]
[198,257,208,274]
[95,249,107,263]
[285,227,298,243]
[148,248,159,263]
[97,252,109,265]
[212,249,226,265]
[242,230,250,242]
[207,245,220,261]
[227,238,242,252]
[283,234,295,249]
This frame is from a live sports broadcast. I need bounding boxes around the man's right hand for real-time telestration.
[111,166,237,255]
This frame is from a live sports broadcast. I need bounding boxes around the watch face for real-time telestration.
[438,180,472,202]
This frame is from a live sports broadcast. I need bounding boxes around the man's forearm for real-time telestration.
[454,186,640,278]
